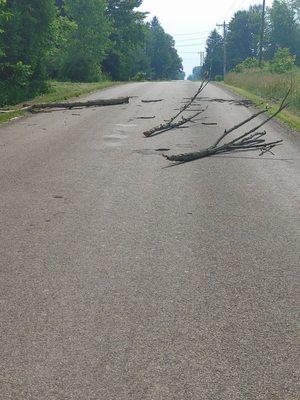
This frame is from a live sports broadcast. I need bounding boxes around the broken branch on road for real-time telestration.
[143,79,209,137]
[145,111,206,137]
[1,97,130,114]
[141,99,164,103]
[163,89,291,164]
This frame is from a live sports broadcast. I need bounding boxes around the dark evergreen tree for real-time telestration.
[267,0,300,63]
[227,5,261,70]
[103,0,147,80]
[61,0,111,81]
[0,0,56,104]
[148,17,183,80]
[0,0,9,57]
[1,0,56,68]
[187,66,202,81]
[202,29,223,79]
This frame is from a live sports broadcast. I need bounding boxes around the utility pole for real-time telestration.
[217,21,228,78]
[259,0,267,68]
[198,51,205,67]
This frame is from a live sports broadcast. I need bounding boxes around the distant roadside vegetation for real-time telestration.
[201,0,300,81]
[225,50,300,117]
[191,0,300,129]
[0,1,184,108]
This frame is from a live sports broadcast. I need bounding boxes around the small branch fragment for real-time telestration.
[169,80,209,124]
[136,116,156,119]
[141,99,164,103]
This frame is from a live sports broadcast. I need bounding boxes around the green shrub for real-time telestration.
[0,61,32,85]
[0,61,50,106]
[131,71,147,81]
[0,62,32,105]
[269,48,296,74]
[60,55,102,82]
[233,57,260,73]
[214,75,223,81]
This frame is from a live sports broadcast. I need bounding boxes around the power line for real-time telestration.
[175,36,209,43]
[177,51,201,54]
[217,0,253,24]
[171,30,211,37]
[176,43,206,48]
[220,0,242,20]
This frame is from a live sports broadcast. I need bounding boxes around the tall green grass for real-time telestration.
[225,68,300,116]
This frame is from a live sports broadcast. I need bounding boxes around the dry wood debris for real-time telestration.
[143,80,209,137]
[0,97,130,114]
[141,99,164,103]
[163,90,290,164]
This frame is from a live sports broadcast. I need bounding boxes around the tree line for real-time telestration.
[0,0,183,106]
[201,0,300,79]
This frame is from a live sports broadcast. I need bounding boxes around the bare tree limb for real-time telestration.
[0,97,131,114]
[144,111,205,137]
[143,80,209,137]
[212,108,268,148]
[163,87,291,164]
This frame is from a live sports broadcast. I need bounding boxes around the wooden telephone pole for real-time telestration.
[198,51,205,67]
[217,21,228,78]
[259,0,267,67]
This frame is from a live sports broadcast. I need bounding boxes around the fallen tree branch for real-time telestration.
[141,99,164,103]
[143,79,209,137]
[163,88,291,164]
[0,97,130,114]
[163,133,283,163]
[143,110,205,137]
[136,116,156,119]
[27,97,130,110]
[169,79,209,124]
[212,108,268,148]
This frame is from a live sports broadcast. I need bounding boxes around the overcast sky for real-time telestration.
[139,0,273,77]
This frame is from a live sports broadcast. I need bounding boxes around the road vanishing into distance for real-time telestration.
[1,81,299,399]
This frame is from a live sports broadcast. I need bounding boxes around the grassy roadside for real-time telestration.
[221,82,300,132]
[0,80,119,125]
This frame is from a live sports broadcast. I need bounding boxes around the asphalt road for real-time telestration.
[0,81,299,400]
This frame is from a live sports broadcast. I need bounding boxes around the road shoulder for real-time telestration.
[215,81,300,133]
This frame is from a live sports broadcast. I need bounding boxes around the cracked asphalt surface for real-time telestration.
[0,81,299,399]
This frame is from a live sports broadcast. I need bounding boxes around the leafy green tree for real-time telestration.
[103,0,148,80]
[61,0,111,81]
[0,0,56,104]
[269,47,296,72]
[46,8,77,78]
[202,29,223,78]
[0,0,10,57]
[267,0,299,61]
[288,0,300,21]
[1,0,56,68]
[187,66,201,81]
[227,5,261,70]
[148,17,183,80]
[232,57,259,72]
[177,70,186,80]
